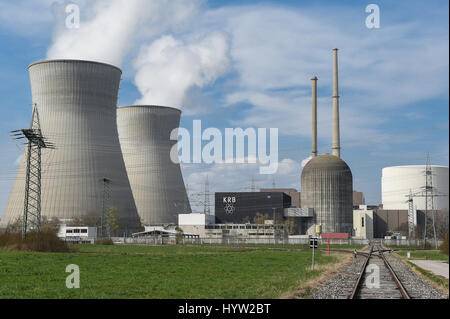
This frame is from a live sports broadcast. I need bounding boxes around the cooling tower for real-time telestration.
[0,60,140,234]
[117,105,192,225]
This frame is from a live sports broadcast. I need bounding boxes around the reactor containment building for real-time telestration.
[301,49,353,234]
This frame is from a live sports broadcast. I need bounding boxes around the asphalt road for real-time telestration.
[410,260,449,279]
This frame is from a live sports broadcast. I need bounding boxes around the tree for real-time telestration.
[284,217,296,235]
[106,206,119,237]
[253,212,270,224]
[440,232,449,256]
[4,216,22,234]
[41,216,61,233]
[175,226,184,244]
[242,216,251,224]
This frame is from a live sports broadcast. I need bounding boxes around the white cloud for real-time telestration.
[0,0,56,35]
[193,4,448,143]
[133,32,231,109]
[183,157,301,213]
[46,0,203,67]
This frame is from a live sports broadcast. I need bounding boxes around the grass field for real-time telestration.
[406,261,449,291]
[397,250,449,262]
[0,244,345,299]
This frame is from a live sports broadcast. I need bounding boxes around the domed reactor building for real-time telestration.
[0,60,140,234]
[301,49,353,234]
[117,105,191,226]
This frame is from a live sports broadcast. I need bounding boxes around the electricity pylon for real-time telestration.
[10,104,54,238]
[405,190,416,239]
[203,175,211,216]
[406,154,446,248]
[100,177,112,238]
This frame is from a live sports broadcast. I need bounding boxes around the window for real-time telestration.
[81,229,87,233]
[66,229,73,233]
[73,229,80,233]
[361,217,365,228]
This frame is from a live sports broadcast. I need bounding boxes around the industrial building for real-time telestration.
[260,188,301,207]
[215,192,291,224]
[117,105,191,226]
[1,60,140,234]
[178,213,288,240]
[353,205,374,240]
[382,165,449,211]
[57,225,97,243]
[353,191,365,207]
[300,49,353,235]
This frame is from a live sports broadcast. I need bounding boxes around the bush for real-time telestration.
[0,228,72,253]
[95,238,114,245]
[440,233,449,256]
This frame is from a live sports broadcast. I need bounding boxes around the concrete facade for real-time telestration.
[1,60,140,234]
[260,188,301,207]
[353,206,374,239]
[301,154,353,233]
[117,105,191,226]
[353,190,365,207]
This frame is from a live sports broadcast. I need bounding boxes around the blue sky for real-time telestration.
[0,0,448,215]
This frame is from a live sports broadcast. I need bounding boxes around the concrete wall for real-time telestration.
[1,60,140,234]
[373,209,409,238]
[353,209,373,239]
[260,188,301,207]
[117,105,191,225]
[301,154,353,233]
[353,190,365,206]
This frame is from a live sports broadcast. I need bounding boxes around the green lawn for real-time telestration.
[397,250,449,262]
[0,244,340,298]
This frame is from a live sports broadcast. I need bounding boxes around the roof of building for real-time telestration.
[302,154,351,171]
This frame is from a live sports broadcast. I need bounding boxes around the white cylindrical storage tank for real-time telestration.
[382,165,449,211]
[117,105,192,225]
[1,60,140,234]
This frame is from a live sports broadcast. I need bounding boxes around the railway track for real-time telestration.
[349,243,411,299]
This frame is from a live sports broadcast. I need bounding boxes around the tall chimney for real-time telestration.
[332,48,341,158]
[311,76,318,157]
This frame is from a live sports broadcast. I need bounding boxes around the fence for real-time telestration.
[109,236,443,247]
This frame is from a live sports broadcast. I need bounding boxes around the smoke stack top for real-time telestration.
[332,48,341,158]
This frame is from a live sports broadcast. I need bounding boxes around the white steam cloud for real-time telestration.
[133,32,231,109]
[46,0,230,109]
[46,0,203,67]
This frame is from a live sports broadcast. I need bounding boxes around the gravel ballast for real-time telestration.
[310,251,448,299]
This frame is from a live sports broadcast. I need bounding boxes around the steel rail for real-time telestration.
[379,250,411,299]
[348,245,374,299]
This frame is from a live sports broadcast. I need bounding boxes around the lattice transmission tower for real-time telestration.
[10,104,54,238]
[406,154,446,248]
[405,190,416,239]
[203,175,211,216]
[100,177,112,238]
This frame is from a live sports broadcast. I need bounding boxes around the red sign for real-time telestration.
[321,233,349,239]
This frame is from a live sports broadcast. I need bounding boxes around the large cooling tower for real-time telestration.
[1,60,140,234]
[117,105,192,225]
